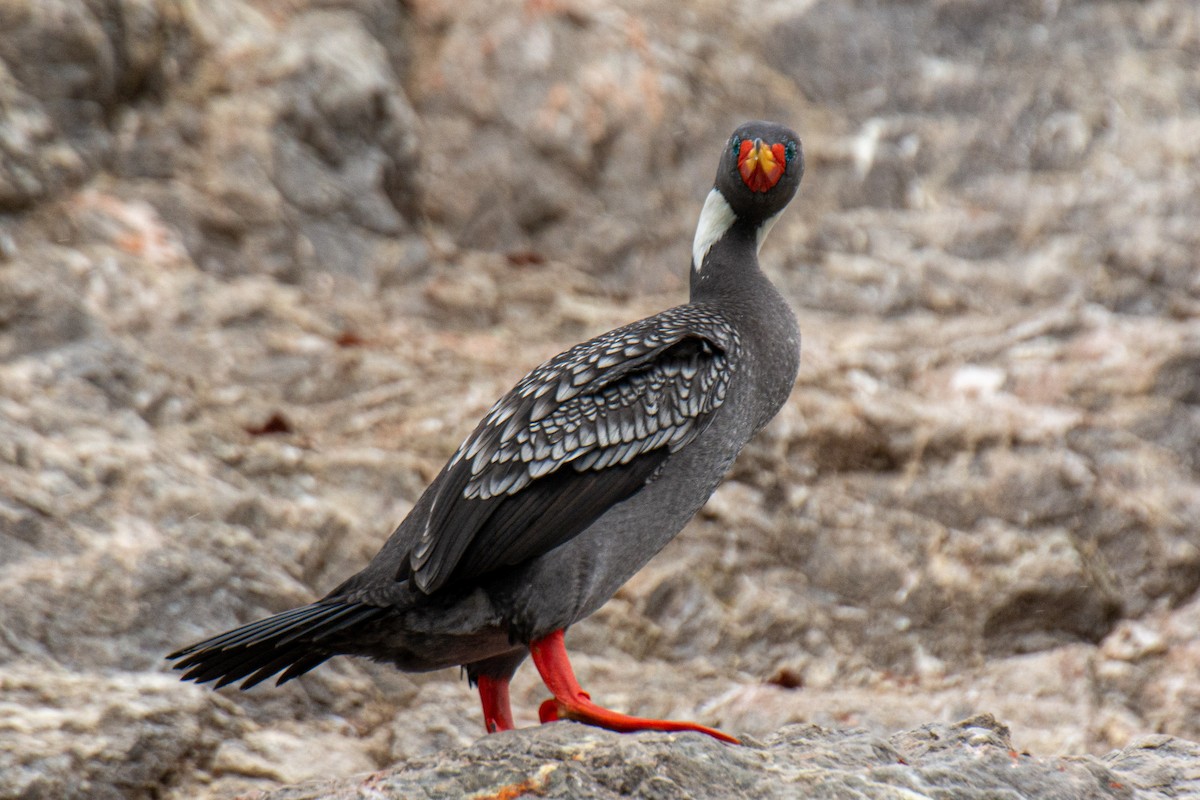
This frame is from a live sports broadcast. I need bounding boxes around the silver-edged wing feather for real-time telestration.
[406,303,739,594]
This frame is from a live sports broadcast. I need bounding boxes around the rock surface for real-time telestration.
[2,0,1199,798]
[253,715,1200,800]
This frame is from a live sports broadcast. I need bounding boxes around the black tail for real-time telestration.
[167,601,386,690]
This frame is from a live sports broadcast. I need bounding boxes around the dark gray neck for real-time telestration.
[691,217,801,434]
[688,186,786,304]
[690,220,770,303]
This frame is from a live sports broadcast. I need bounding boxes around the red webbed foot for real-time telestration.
[529,629,739,745]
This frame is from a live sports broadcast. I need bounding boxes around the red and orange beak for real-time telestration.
[737,139,787,193]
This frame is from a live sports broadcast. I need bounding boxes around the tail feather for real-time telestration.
[275,652,333,686]
[234,649,314,690]
[275,603,367,646]
[172,604,320,654]
[167,601,386,690]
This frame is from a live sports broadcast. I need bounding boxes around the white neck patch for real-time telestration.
[692,189,783,273]
[691,189,736,273]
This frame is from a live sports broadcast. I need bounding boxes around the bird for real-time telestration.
[168,120,804,745]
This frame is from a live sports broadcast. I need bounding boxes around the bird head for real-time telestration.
[716,120,803,217]
[692,121,804,273]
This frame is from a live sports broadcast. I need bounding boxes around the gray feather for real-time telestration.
[444,304,738,501]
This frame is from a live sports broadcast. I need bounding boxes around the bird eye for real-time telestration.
[785,141,797,163]
[730,136,742,156]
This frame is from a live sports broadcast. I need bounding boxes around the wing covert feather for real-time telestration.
[408,304,739,593]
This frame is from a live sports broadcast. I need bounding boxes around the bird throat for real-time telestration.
[692,189,781,275]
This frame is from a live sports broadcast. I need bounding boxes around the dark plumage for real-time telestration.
[170,121,805,743]
[410,305,736,594]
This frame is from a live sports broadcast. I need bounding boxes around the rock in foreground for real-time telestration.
[257,715,1198,800]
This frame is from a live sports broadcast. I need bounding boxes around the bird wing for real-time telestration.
[406,303,739,594]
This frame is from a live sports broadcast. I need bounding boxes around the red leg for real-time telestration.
[477,674,516,733]
[529,629,739,745]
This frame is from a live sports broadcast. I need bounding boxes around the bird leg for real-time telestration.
[476,674,516,733]
[528,629,739,744]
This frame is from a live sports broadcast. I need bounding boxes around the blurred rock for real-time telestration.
[0,665,237,800]
[0,0,195,208]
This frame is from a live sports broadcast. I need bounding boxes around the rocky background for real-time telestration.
[2,0,1199,798]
